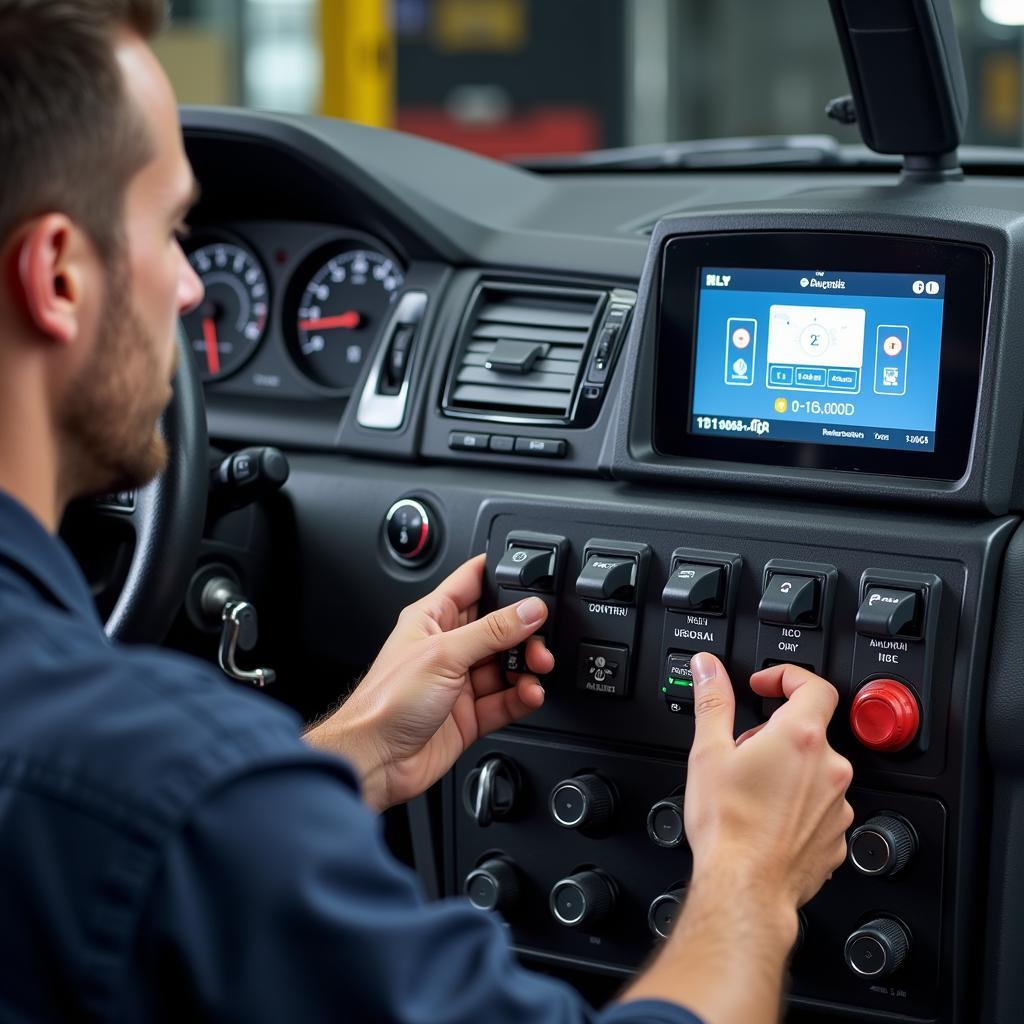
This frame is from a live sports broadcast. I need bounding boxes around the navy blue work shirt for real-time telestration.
[0,491,703,1024]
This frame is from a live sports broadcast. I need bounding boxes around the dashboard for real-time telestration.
[179,105,1024,1024]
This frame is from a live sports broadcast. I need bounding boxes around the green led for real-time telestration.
[666,676,693,689]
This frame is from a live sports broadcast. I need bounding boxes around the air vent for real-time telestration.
[444,282,605,422]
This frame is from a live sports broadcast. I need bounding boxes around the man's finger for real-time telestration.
[438,596,548,672]
[474,675,545,736]
[524,635,554,676]
[689,652,736,754]
[751,663,838,727]
[412,554,486,619]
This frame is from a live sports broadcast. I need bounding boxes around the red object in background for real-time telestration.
[850,678,921,752]
[396,104,600,160]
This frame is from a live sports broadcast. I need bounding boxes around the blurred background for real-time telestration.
[159,0,1024,159]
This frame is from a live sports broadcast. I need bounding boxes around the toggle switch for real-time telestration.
[576,554,638,603]
[495,545,556,590]
[661,562,725,613]
[856,587,921,639]
[758,573,819,626]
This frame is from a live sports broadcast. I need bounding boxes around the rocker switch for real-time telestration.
[576,555,638,603]
[495,545,556,590]
[661,562,725,613]
[758,573,819,626]
[855,587,921,639]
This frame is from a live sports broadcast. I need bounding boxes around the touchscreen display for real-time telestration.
[690,268,946,453]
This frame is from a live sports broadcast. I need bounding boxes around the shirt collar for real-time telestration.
[0,490,102,626]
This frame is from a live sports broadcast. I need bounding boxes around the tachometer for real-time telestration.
[291,248,404,390]
[180,239,269,382]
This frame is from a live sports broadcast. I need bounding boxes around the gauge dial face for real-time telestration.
[293,248,404,390]
[181,240,269,382]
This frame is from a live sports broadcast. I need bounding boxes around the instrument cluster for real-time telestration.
[179,222,405,397]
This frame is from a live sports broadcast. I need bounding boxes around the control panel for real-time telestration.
[436,501,1006,1023]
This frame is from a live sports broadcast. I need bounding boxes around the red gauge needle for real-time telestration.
[299,311,362,331]
[202,316,220,375]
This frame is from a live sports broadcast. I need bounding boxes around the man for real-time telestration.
[0,2,854,1022]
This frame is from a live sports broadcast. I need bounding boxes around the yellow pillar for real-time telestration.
[319,0,395,127]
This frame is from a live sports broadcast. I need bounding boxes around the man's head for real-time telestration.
[0,0,203,510]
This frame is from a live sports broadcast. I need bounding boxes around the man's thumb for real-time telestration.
[689,652,736,750]
[443,596,548,670]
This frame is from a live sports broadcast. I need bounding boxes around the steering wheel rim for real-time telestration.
[104,322,208,642]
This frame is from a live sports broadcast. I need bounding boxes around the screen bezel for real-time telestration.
[652,232,989,480]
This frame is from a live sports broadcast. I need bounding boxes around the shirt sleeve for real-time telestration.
[121,761,702,1024]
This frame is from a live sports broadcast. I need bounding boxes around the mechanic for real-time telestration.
[0,3,854,1022]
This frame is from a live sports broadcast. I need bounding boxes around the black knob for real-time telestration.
[648,888,686,939]
[844,917,911,978]
[550,870,616,929]
[464,857,521,915]
[849,815,917,877]
[549,774,615,835]
[463,756,520,827]
[647,796,685,848]
[385,498,435,563]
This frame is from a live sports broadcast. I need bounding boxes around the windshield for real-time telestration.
[160,0,1024,159]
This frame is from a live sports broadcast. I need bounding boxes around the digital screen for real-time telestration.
[689,267,946,453]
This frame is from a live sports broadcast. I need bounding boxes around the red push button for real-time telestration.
[850,679,920,752]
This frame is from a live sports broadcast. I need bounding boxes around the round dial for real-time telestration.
[292,248,404,390]
[181,240,269,382]
[646,796,685,848]
[849,814,917,876]
[549,870,616,929]
[464,858,521,915]
[549,773,615,835]
[844,917,911,977]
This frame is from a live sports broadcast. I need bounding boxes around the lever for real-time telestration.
[210,446,290,515]
[463,755,520,827]
[198,573,276,688]
[472,757,503,827]
[218,601,276,689]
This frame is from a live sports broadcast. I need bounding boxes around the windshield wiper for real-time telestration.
[520,134,847,172]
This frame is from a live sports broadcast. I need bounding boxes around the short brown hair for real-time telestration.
[0,0,167,260]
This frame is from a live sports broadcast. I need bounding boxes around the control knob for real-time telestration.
[849,814,917,877]
[648,888,686,939]
[550,870,617,929]
[464,857,521,915]
[844,917,911,978]
[850,678,920,752]
[384,498,435,563]
[549,773,615,835]
[646,796,685,849]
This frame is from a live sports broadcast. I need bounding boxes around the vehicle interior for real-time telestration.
[71,0,1024,1020]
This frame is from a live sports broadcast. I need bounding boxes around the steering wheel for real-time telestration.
[65,324,208,643]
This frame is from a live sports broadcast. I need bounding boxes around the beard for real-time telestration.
[60,258,173,498]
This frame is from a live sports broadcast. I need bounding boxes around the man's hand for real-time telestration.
[621,653,853,1024]
[683,654,854,912]
[305,554,552,812]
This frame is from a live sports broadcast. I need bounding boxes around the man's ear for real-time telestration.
[15,214,92,347]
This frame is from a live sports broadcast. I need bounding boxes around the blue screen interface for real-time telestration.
[689,267,946,453]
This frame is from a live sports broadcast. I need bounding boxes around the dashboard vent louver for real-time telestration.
[444,282,604,421]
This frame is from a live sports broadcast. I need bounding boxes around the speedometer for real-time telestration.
[291,248,404,391]
[181,238,269,382]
